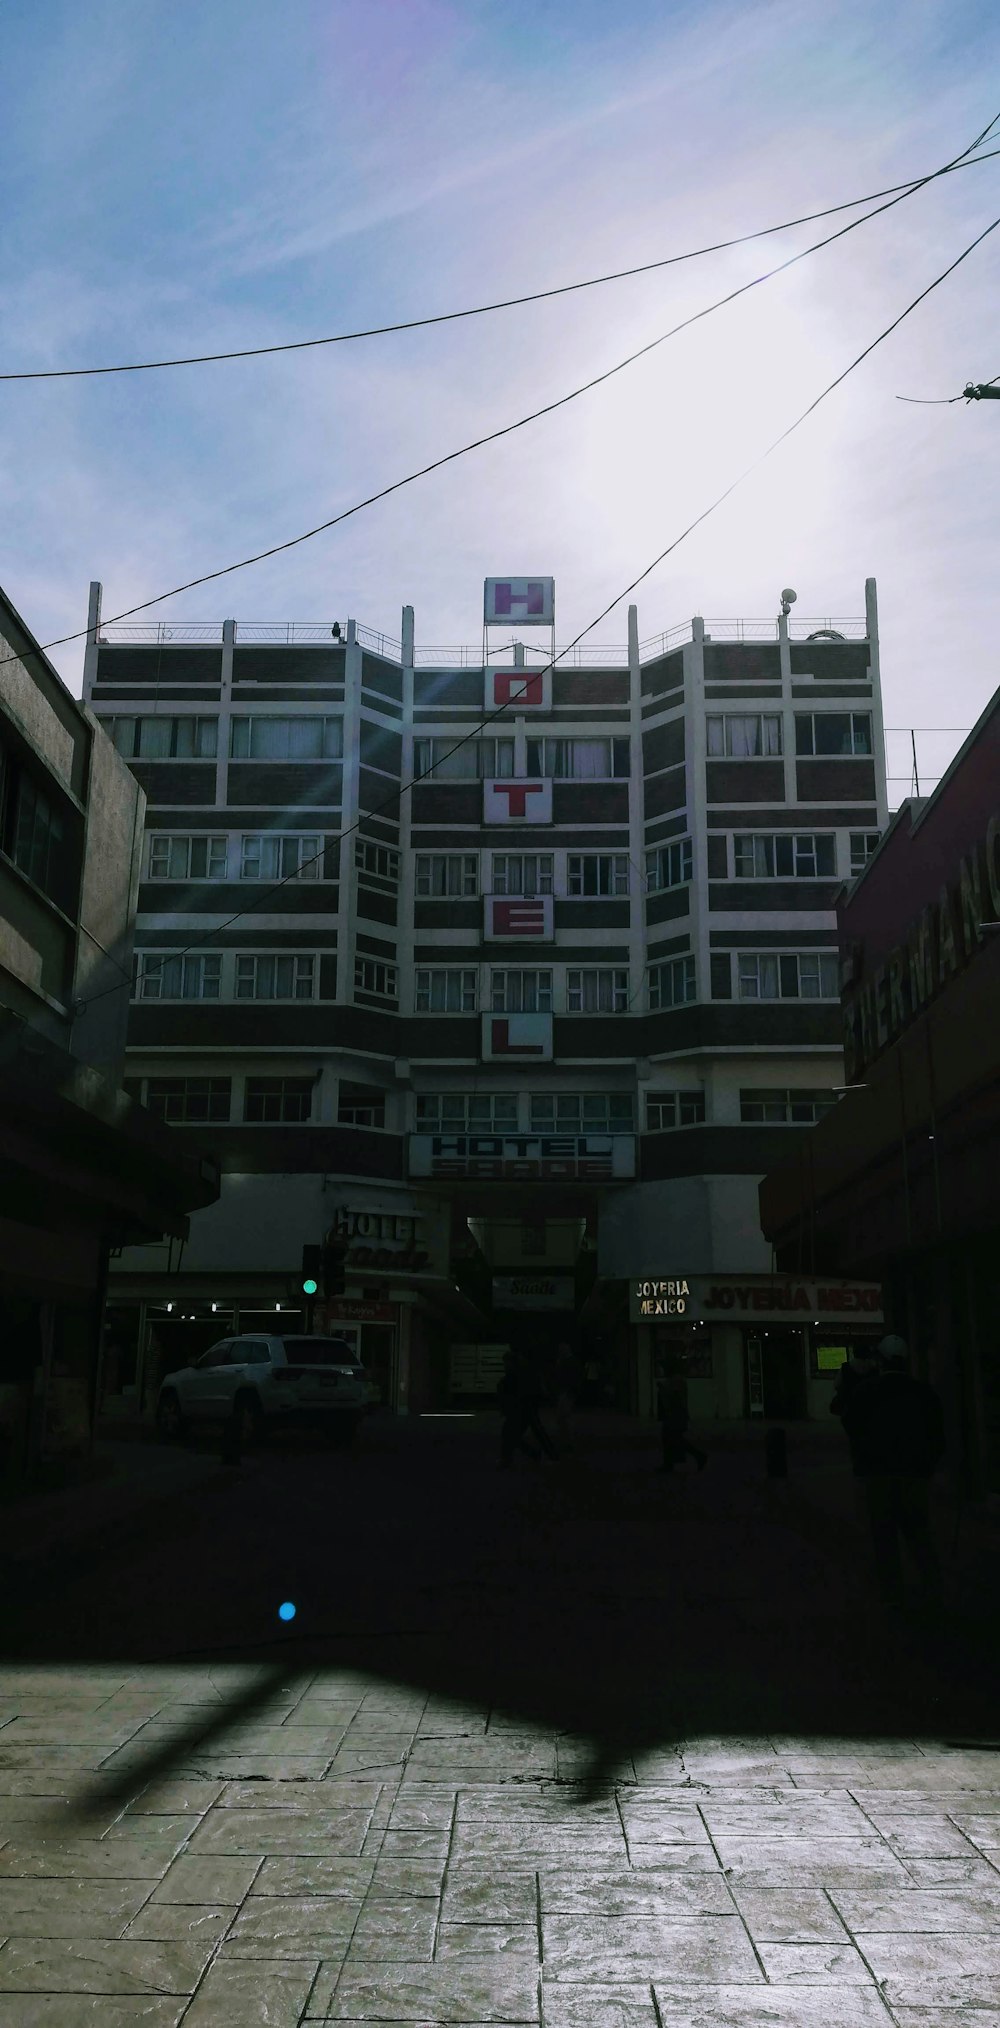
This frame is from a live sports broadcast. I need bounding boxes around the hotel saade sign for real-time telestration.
[484,578,555,626]
[483,778,553,824]
[409,1135,637,1182]
[484,896,554,941]
[485,666,551,712]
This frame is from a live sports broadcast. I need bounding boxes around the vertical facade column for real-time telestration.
[626,605,644,1010]
[778,607,796,809]
[336,620,363,1004]
[218,620,235,812]
[865,577,890,823]
[397,606,416,1019]
[688,617,711,1009]
[82,582,102,703]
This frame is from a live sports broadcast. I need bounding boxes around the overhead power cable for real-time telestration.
[67,195,1000,1022]
[2,136,999,383]
[9,112,998,669]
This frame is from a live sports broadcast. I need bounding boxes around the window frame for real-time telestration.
[489,968,553,1014]
[794,711,874,758]
[528,1093,635,1134]
[147,834,229,882]
[849,830,881,876]
[645,1090,706,1131]
[243,1075,316,1124]
[416,1093,519,1133]
[645,837,693,892]
[739,1087,839,1124]
[135,951,223,1001]
[648,954,697,1011]
[566,853,630,897]
[705,714,782,759]
[736,951,840,1001]
[524,736,630,780]
[233,953,317,1002]
[356,840,401,883]
[142,1076,232,1124]
[240,833,322,882]
[732,832,836,880]
[354,957,398,1002]
[414,967,478,1013]
[108,716,218,760]
[412,736,514,781]
[414,852,479,898]
[336,1083,387,1128]
[490,853,553,897]
[565,967,630,1013]
[229,716,343,762]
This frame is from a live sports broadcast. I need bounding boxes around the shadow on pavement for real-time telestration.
[4,1413,997,1819]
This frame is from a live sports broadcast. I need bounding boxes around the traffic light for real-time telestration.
[301,1244,322,1298]
[323,1236,349,1298]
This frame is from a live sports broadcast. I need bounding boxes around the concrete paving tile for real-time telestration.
[626,1845,727,1873]
[538,1869,732,1917]
[325,1752,409,1779]
[217,1779,381,1811]
[0,1880,149,1938]
[254,1856,375,1897]
[388,1794,456,1830]
[0,1720,144,1746]
[832,1886,1000,1930]
[713,1837,911,1881]
[0,1840,186,1879]
[120,1901,236,1942]
[369,1859,447,1899]
[186,1808,371,1855]
[150,1854,261,1902]
[0,2000,187,2026]
[755,1942,874,1981]
[541,1913,762,1981]
[882,1978,1000,2009]
[345,1900,438,1958]
[532,1989,661,2028]
[377,1828,453,1858]
[180,1954,320,2025]
[650,1985,892,2026]
[948,1814,1000,1844]
[404,1742,558,1778]
[891,2010,1000,2026]
[698,1800,872,1837]
[902,1854,1000,1886]
[619,1812,715,1848]
[725,1889,849,1942]
[859,1932,1000,1981]
[123,1779,224,1814]
[148,1754,337,1782]
[437,1922,538,1956]
[225,1896,358,1951]
[313,1957,539,2019]
[440,1869,538,1923]
[0,1747,106,1771]
[0,1796,102,1825]
[0,1937,213,1993]
[858,1812,986,1857]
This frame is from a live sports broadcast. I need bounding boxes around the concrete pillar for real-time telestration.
[82,582,102,702]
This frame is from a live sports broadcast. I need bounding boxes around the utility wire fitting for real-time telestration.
[964,382,1000,399]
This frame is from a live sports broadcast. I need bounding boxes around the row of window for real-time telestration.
[141,831,881,894]
[103,709,875,774]
[0,749,67,908]
[131,949,841,1007]
[706,711,873,758]
[123,1076,838,1130]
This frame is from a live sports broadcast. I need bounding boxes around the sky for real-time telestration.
[2,0,1000,806]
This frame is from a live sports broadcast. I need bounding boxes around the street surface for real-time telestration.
[0,1414,998,2023]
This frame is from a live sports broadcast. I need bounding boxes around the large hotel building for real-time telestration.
[85,576,889,1427]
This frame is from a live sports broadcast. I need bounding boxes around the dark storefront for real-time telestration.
[759,689,1000,1500]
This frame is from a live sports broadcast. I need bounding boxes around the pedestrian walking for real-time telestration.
[497,1350,559,1469]
[552,1340,581,1453]
[656,1358,706,1473]
[841,1333,946,1610]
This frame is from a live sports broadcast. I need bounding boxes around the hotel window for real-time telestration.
[645,838,693,891]
[737,951,839,1000]
[240,834,321,881]
[525,737,630,778]
[148,835,228,881]
[567,853,630,896]
[244,1076,316,1123]
[415,853,478,897]
[230,716,342,760]
[850,831,881,875]
[143,1077,231,1124]
[490,969,552,1013]
[566,968,629,1013]
[740,1088,839,1124]
[413,736,514,780]
[529,1093,635,1133]
[415,968,477,1013]
[135,952,222,1000]
[356,840,400,882]
[795,712,873,757]
[706,714,781,758]
[648,954,696,1010]
[108,716,218,760]
[416,1094,518,1133]
[645,1090,706,1130]
[491,854,553,896]
[337,1083,386,1128]
[354,958,398,1001]
[733,833,836,878]
[235,954,316,1001]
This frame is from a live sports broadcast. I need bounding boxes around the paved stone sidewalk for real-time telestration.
[1,1661,999,2024]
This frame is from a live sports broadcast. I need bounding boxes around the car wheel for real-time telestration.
[232,1391,266,1447]
[155,1390,186,1442]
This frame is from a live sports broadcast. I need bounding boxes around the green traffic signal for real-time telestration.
[302,1276,319,1297]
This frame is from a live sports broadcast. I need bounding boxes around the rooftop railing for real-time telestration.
[96,615,868,659]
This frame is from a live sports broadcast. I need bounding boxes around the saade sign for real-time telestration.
[409,1134,636,1181]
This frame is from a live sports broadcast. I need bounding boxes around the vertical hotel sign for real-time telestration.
[484,578,555,627]
[485,896,554,941]
[481,1013,553,1061]
[483,779,552,824]
[485,666,551,712]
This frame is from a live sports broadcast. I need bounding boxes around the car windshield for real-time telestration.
[280,1337,361,1366]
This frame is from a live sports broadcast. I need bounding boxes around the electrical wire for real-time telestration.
[68,196,1000,1021]
[3,140,1000,385]
[8,113,998,668]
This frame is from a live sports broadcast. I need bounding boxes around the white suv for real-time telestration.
[155,1334,379,1448]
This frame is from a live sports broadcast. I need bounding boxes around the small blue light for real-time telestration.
[278,1601,296,1622]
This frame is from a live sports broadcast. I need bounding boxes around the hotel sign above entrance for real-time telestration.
[409,1134,636,1182]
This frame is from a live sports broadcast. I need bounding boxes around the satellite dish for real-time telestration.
[780,588,797,606]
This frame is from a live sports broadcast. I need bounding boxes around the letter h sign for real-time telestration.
[484,577,555,627]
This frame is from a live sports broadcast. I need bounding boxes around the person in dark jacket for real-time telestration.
[842,1334,946,1608]
[497,1350,559,1469]
[656,1359,707,1474]
[830,1344,883,1474]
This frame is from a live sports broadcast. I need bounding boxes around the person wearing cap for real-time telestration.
[841,1334,946,1610]
[830,1342,884,1476]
